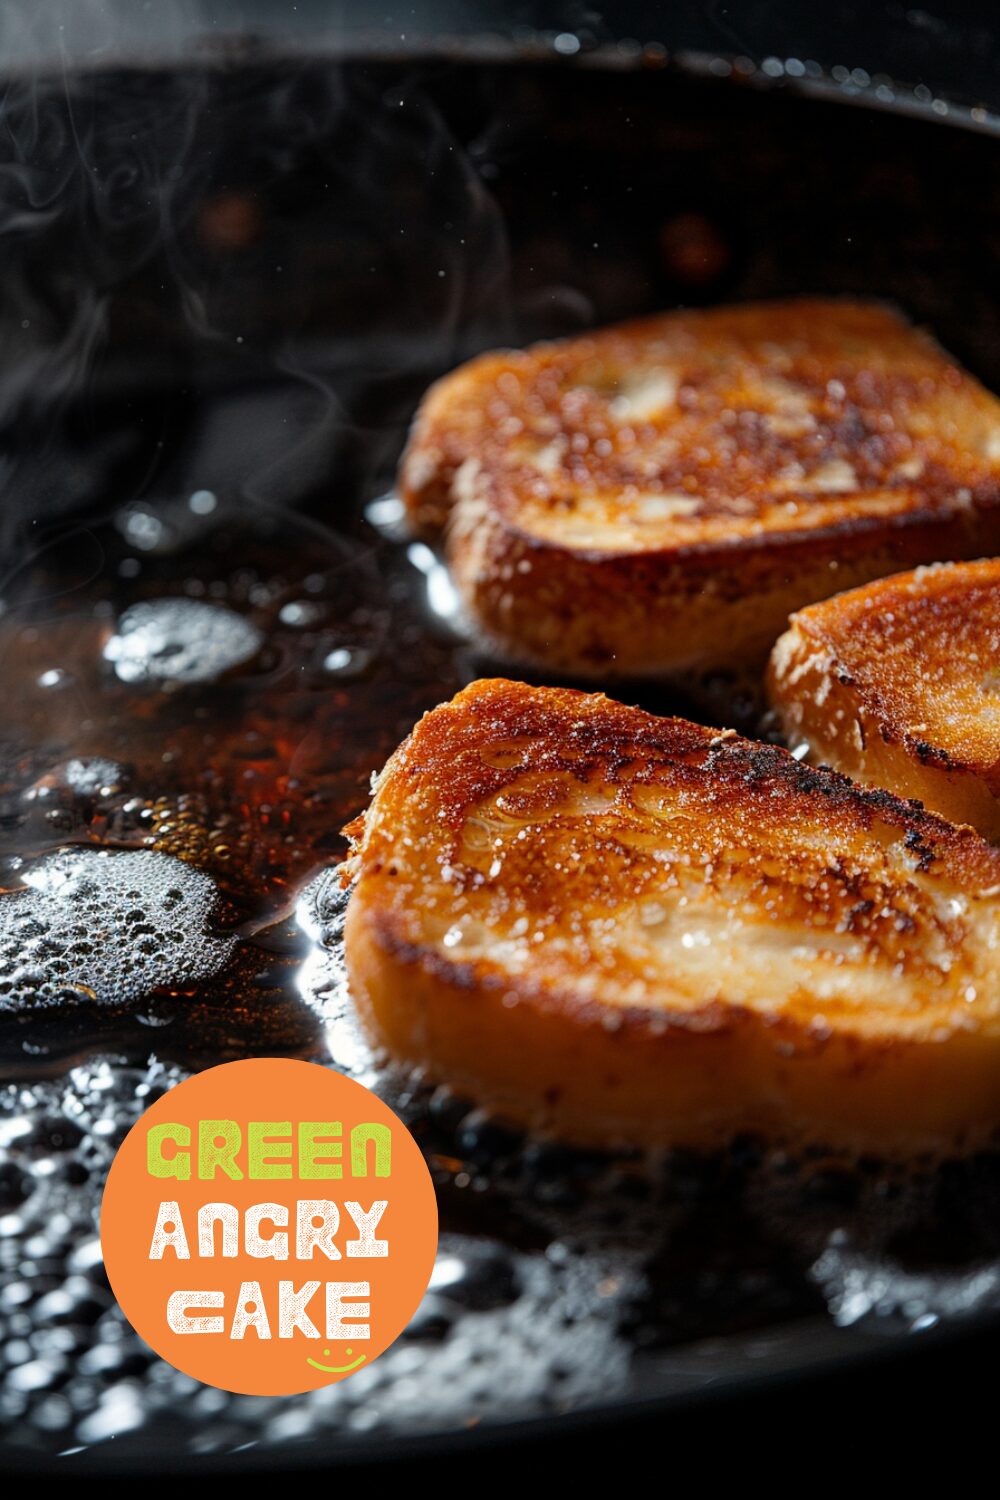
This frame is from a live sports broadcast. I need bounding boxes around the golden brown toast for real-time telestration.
[768,558,1000,842]
[399,299,1000,678]
[342,677,1000,1154]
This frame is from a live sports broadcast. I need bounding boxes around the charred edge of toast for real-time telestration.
[343,679,1000,895]
[775,560,1000,781]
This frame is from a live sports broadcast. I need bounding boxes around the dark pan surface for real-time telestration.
[2,57,1000,1470]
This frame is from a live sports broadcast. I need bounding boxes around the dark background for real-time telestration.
[7,2,1000,113]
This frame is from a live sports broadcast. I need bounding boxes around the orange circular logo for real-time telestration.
[100,1058,438,1395]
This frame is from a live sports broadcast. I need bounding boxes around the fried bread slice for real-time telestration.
[342,678,1000,1154]
[399,299,1000,678]
[768,559,1000,841]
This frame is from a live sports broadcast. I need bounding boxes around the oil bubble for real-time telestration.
[322,645,373,679]
[59,759,128,796]
[0,847,236,1010]
[279,601,326,627]
[364,492,408,541]
[103,599,262,685]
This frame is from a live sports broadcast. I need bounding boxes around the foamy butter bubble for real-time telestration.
[0,847,236,1009]
[103,598,262,685]
[24,757,128,803]
[60,758,128,796]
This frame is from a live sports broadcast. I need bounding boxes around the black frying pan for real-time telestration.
[3,26,1000,1474]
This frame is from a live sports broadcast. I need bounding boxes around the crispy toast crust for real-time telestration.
[343,678,1000,1152]
[399,300,1000,676]
[768,558,1000,841]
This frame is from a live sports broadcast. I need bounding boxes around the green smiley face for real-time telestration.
[306,1346,367,1375]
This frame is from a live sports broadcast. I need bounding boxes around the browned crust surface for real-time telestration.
[399,299,1000,677]
[342,678,1000,1151]
[768,560,1000,842]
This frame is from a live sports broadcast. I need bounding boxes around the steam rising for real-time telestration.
[0,37,511,553]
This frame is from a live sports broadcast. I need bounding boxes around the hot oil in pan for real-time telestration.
[0,498,449,1069]
[2,491,1000,1461]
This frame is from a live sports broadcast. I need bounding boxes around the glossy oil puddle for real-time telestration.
[1,469,1000,1466]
